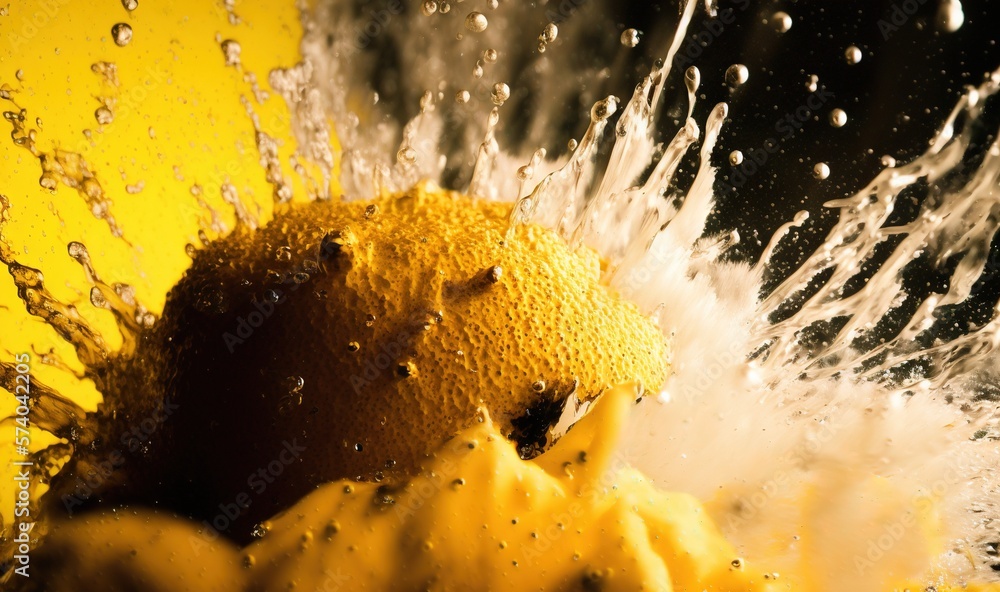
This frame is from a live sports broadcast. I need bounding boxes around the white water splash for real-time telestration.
[295,0,999,588]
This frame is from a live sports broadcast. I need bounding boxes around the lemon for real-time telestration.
[92,183,667,541]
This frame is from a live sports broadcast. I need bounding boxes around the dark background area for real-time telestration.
[606,0,999,271]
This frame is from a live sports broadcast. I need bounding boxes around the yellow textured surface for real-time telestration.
[120,185,668,531]
[244,385,782,591]
[24,510,245,592]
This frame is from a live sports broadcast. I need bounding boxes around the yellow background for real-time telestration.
[1,0,307,520]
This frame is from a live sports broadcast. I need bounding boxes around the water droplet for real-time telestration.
[805,74,819,93]
[725,64,749,88]
[121,0,138,10]
[531,380,546,393]
[250,522,269,539]
[465,12,488,33]
[396,361,416,378]
[111,23,133,47]
[567,138,578,151]
[881,155,897,168]
[619,28,640,48]
[829,108,847,128]
[539,23,558,44]
[844,45,862,65]
[365,314,376,327]
[39,174,58,190]
[439,1,450,13]
[264,289,281,303]
[275,246,292,261]
[397,147,417,165]
[420,0,437,16]
[486,265,503,284]
[483,48,498,63]
[729,150,744,166]
[364,204,379,219]
[354,442,364,452]
[15,69,24,81]
[221,39,241,67]
[347,341,360,352]
[456,90,470,104]
[771,11,792,33]
[485,0,498,8]
[491,82,510,106]
[937,0,964,32]
[813,162,831,180]
[95,106,114,125]
[591,96,618,121]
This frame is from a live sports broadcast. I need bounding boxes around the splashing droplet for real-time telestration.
[829,108,847,128]
[881,154,897,168]
[221,39,242,67]
[725,64,749,88]
[844,45,862,65]
[111,23,133,47]
[94,106,114,125]
[805,74,819,93]
[539,23,558,44]
[813,162,831,180]
[937,0,964,32]
[620,28,640,48]
[465,12,488,33]
[771,11,792,33]
[491,82,510,106]
[729,150,744,166]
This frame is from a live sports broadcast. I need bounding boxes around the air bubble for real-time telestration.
[221,40,242,67]
[420,0,437,16]
[483,48,498,63]
[465,12,488,33]
[844,45,862,65]
[771,11,792,33]
[456,90,470,104]
[397,147,417,165]
[725,64,749,88]
[275,246,292,261]
[95,106,114,125]
[539,23,558,44]
[620,28,639,48]
[591,96,618,121]
[491,82,510,106]
[111,23,133,47]
[813,162,830,180]
[829,108,847,128]
[121,0,138,10]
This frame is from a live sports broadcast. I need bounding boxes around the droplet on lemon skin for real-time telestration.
[21,510,244,592]
[94,184,668,542]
